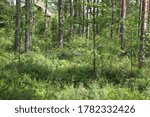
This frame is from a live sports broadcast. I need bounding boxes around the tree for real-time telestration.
[119,0,126,50]
[148,0,150,29]
[82,0,85,34]
[138,0,148,68]
[138,0,142,37]
[25,0,31,53]
[93,0,97,79]
[110,0,115,38]
[96,0,100,34]
[14,0,21,51]
[86,0,90,41]
[45,0,48,29]
[31,0,35,39]
[69,0,74,37]
[58,0,64,48]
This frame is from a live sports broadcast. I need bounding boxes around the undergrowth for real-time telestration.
[0,32,150,100]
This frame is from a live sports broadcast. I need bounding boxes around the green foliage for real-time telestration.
[34,10,46,35]
[51,16,58,47]
[0,0,150,100]
[0,33,150,99]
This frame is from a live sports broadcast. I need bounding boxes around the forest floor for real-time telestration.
[0,29,150,100]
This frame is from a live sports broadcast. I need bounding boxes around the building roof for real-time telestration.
[35,0,53,17]
[8,0,53,17]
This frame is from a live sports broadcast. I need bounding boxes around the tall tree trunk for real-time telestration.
[93,0,97,79]
[69,0,74,37]
[110,0,115,38]
[31,0,35,39]
[95,0,99,34]
[86,0,90,41]
[119,0,126,50]
[25,0,30,53]
[82,0,85,34]
[58,0,64,48]
[45,0,48,29]
[14,0,21,51]
[139,0,148,68]
[78,0,82,36]
[148,0,150,30]
[138,0,142,37]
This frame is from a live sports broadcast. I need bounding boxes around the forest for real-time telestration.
[0,0,150,100]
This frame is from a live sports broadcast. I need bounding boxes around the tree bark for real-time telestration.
[96,0,99,34]
[45,0,48,29]
[86,0,90,41]
[14,0,21,51]
[138,0,142,37]
[69,0,74,37]
[119,0,126,50]
[25,0,31,53]
[110,0,115,38]
[82,0,85,34]
[148,0,150,30]
[93,0,97,79]
[139,0,148,68]
[58,0,64,48]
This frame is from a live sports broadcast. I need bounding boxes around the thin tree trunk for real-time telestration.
[14,0,21,51]
[69,0,74,37]
[86,0,90,39]
[45,0,48,29]
[82,0,85,34]
[25,0,30,53]
[14,0,21,73]
[31,0,35,39]
[119,0,126,50]
[139,0,148,68]
[73,0,77,36]
[148,0,150,31]
[96,0,99,34]
[138,0,142,37]
[110,0,115,38]
[93,0,97,79]
[78,0,82,36]
[58,0,64,48]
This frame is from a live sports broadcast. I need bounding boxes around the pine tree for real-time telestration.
[25,0,31,53]
[119,0,126,50]
[58,0,64,48]
[14,0,21,51]
[139,0,148,68]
